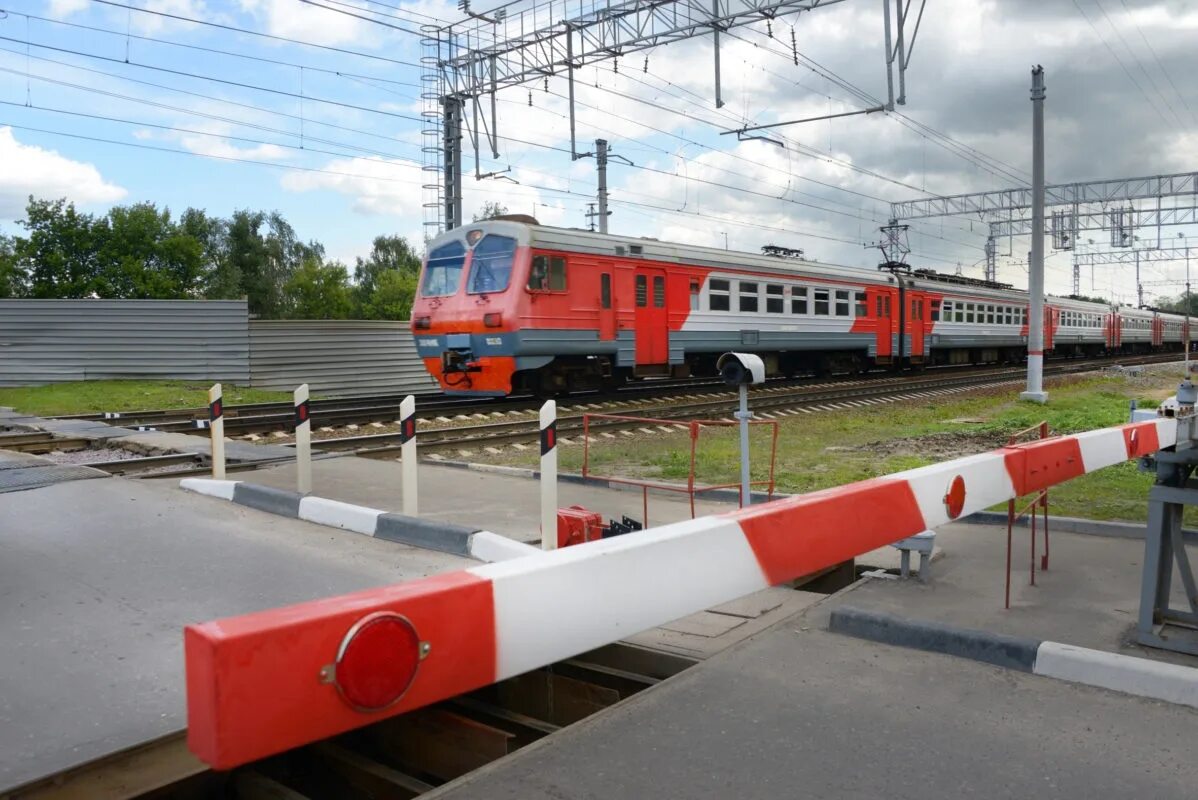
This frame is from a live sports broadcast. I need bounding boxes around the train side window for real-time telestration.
[814,288,830,316]
[855,292,867,317]
[987,305,995,324]
[766,284,784,313]
[931,300,941,321]
[689,279,700,310]
[636,274,647,307]
[739,281,759,313]
[601,273,612,309]
[965,303,975,324]
[528,255,567,291]
[792,287,809,315]
[834,289,850,317]
[653,275,666,308]
[876,296,883,317]
[709,278,730,311]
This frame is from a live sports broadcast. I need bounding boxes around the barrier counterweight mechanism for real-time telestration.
[1138,380,1198,655]
[208,383,225,480]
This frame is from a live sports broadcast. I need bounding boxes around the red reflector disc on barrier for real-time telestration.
[943,475,967,519]
[333,613,422,712]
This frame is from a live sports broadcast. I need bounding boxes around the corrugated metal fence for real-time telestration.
[248,320,437,397]
[0,299,251,386]
[0,300,438,397]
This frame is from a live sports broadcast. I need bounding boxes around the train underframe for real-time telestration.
[510,340,1186,396]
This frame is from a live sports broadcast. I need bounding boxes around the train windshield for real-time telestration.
[422,241,467,297]
[467,235,517,294]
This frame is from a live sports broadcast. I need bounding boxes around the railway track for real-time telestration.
[18,354,1180,479]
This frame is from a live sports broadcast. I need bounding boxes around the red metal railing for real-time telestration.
[1005,421,1051,609]
[581,413,780,525]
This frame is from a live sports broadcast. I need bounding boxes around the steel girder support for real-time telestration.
[989,205,1198,238]
[891,171,1198,221]
[436,0,849,98]
[1073,245,1193,267]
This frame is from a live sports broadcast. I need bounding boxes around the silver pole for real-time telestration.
[737,384,751,507]
[596,139,609,234]
[1186,246,1191,374]
[1021,65,1048,404]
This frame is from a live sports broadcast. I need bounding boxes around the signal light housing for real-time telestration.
[324,612,427,712]
[484,313,503,328]
[415,317,431,330]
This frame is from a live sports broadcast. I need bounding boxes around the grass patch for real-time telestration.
[493,369,1188,524]
[0,380,292,416]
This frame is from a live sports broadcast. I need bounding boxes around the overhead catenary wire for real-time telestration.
[85,0,420,68]
[0,8,420,87]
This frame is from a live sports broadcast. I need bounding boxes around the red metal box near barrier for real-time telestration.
[557,505,604,548]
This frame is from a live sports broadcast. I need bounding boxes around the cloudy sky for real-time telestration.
[1,0,1196,303]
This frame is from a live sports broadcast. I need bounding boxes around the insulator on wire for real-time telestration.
[528,91,533,106]
[766,19,773,38]
[544,77,549,92]
[791,29,799,65]
[643,56,649,73]
[613,56,619,74]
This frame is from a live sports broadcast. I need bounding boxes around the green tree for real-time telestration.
[179,208,233,299]
[0,232,25,297]
[94,203,204,298]
[14,197,102,298]
[359,268,418,320]
[473,201,510,222]
[284,256,353,319]
[354,234,421,319]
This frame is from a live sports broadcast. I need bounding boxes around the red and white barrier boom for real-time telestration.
[184,417,1175,769]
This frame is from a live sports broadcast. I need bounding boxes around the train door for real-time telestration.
[1152,316,1164,347]
[1044,306,1057,351]
[873,288,895,363]
[634,267,668,366]
[906,292,926,362]
[598,271,616,341]
[1105,312,1119,350]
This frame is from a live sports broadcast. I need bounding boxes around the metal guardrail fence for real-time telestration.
[0,300,438,398]
[0,299,251,387]
[248,320,437,398]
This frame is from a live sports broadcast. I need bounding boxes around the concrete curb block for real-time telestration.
[469,531,541,562]
[1034,641,1198,709]
[179,478,531,562]
[232,483,302,518]
[830,606,1198,710]
[374,513,475,556]
[828,606,1040,671]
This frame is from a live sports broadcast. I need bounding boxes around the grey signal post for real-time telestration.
[1021,65,1048,404]
[718,353,766,507]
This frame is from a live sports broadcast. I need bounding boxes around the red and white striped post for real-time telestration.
[399,395,418,517]
[294,384,311,495]
[540,399,557,550]
[208,383,225,480]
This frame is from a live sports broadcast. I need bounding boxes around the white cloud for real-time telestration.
[0,127,126,218]
[237,0,385,47]
[280,154,426,217]
[46,0,89,17]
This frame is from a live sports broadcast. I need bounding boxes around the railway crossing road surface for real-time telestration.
[0,475,468,793]
[429,608,1198,800]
